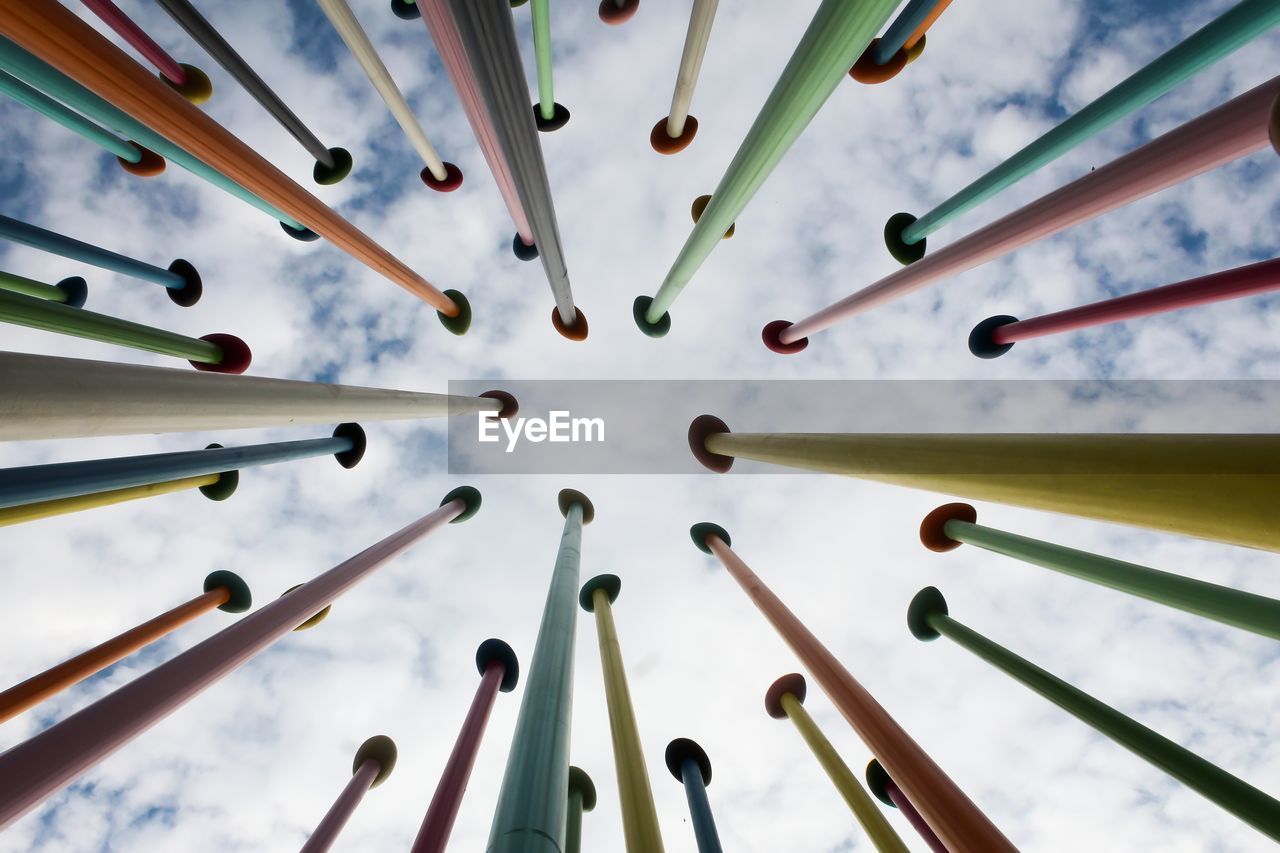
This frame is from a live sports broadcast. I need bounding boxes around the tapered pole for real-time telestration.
[411,639,520,853]
[0,351,510,440]
[0,472,228,527]
[0,2,467,321]
[764,674,909,853]
[688,415,1280,552]
[969,256,1280,358]
[300,736,398,853]
[0,271,87,306]
[633,0,900,337]
[0,486,479,829]
[0,571,250,725]
[565,767,596,853]
[79,0,210,101]
[651,0,718,154]
[580,574,664,852]
[771,75,1280,351]
[528,0,563,124]
[690,522,1016,852]
[904,0,951,51]
[920,503,1280,640]
[856,0,952,76]
[909,587,1280,842]
[486,489,593,853]
[665,739,722,853]
[865,759,946,853]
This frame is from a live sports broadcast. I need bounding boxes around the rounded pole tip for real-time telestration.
[688,415,733,472]
[161,63,213,104]
[579,574,621,612]
[332,423,367,469]
[631,295,671,338]
[558,489,596,525]
[280,221,321,242]
[391,0,421,19]
[421,161,464,192]
[191,333,252,374]
[354,735,398,787]
[905,33,927,63]
[597,0,638,25]
[436,289,472,336]
[166,259,202,307]
[54,276,89,308]
[568,766,597,810]
[764,673,806,719]
[534,102,571,132]
[440,485,482,523]
[198,442,239,501]
[665,738,712,785]
[761,320,808,355]
[907,586,948,641]
[204,569,252,613]
[512,233,539,261]
[691,194,734,239]
[552,305,589,341]
[649,115,697,154]
[864,759,895,806]
[849,39,908,84]
[968,316,1018,359]
[282,583,332,631]
[313,147,354,185]
[479,390,519,420]
[884,212,926,265]
[919,503,976,552]
[476,638,520,692]
[689,522,730,554]
[117,143,166,178]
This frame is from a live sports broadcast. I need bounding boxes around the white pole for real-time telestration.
[666,0,719,138]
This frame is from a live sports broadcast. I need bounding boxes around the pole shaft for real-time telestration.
[886,781,947,853]
[0,498,464,829]
[300,759,380,853]
[565,789,585,853]
[0,269,72,301]
[904,0,952,49]
[530,0,555,120]
[80,0,187,84]
[0,474,217,528]
[0,68,139,161]
[666,0,718,138]
[706,536,1016,852]
[871,0,947,65]
[680,760,723,853]
[0,213,183,289]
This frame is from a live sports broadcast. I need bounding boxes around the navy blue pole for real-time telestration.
[666,739,722,853]
[0,424,365,508]
[871,0,944,64]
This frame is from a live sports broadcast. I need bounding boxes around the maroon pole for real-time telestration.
[410,639,520,853]
[300,735,398,853]
[0,485,481,829]
[866,759,946,853]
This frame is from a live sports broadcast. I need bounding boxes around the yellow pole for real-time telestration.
[0,473,219,526]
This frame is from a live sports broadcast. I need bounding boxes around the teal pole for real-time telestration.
[0,270,87,307]
[891,0,1280,256]
[633,0,900,336]
[486,489,594,853]
[909,587,1280,843]
[921,503,1280,641]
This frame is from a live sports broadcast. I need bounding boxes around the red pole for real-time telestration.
[866,758,947,853]
[300,736,398,853]
[411,639,519,853]
[690,523,1016,852]
[0,486,481,830]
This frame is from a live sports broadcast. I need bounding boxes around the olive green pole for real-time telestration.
[0,270,86,305]
[565,766,595,853]
[486,489,594,853]
[909,587,1280,843]
[580,575,664,852]
[921,503,1280,640]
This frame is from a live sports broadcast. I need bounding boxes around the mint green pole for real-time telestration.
[634,0,900,336]
[893,0,1280,255]
[0,271,85,306]
[0,68,141,163]
[921,504,1280,641]
[531,0,556,121]
[909,587,1280,843]
[486,490,593,853]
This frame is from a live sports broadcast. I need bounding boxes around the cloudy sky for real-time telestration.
[1,0,1278,851]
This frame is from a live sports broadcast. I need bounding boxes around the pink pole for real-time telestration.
[772,75,1280,350]
[418,1,533,245]
[299,756,382,853]
[80,0,188,85]
[0,487,480,830]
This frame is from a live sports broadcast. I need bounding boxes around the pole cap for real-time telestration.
[907,586,948,641]
[558,489,595,525]
[313,147,354,185]
[198,443,239,501]
[160,63,213,104]
[688,415,733,472]
[650,115,697,154]
[441,485,482,523]
[690,194,734,239]
[204,569,252,613]
[436,289,472,336]
[191,333,252,374]
[551,305,589,341]
[761,320,808,355]
[54,276,88,308]
[1269,92,1280,156]
[282,583,331,631]
[353,735,398,787]
[579,574,621,612]
[919,503,976,552]
[332,423,367,468]
[884,212,926,265]
[280,221,320,242]
[764,673,806,719]
[533,102,571,133]
[598,0,638,25]
[568,766,597,810]
[118,143,166,178]
[391,0,420,19]
[968,316,1018,359]
[478,390,519,420]
[512,233,539,261]
[864,758,895,806]
[422,161,464,192]
[665,738,712,785]
[166,259,202,307]
[689,522,730,554]
[848,39,908,84]
[476,638,520,692]
[631,295,671,338]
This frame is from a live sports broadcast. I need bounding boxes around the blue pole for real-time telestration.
[871,0,945,65]
[0,424,364,508]
[681,760,723,853]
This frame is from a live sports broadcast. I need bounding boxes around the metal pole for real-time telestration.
[864,759,946,853]
[300,736,398,853]
[411,639,519,853]
[904,0,951,51]
[909,586,1280,842]
[580,574,664,852]
[869,0,950,66]
[0,474,224,528]
[486,490,592,853]
[665,739,722,853]
[565,766,596,853]
[0,487,479,829]
[80,0,207,98]
[0,270,87,306]
[765,673,909,852]
[529,0,558,122]
[652,0,718,153]
[691,522,1016,851]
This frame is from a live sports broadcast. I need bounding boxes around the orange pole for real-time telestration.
[0,1,462,319]
[904,0,951,50]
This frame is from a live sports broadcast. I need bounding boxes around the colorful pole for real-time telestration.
[79,0,211,102]
[904,0,950,53]
[864,759,946,853]
[315,0,462,191]
[764,673,909,853]
[0,270,87,306]
[920,503,1280,640]
[689,522,1016,852]
[598,0,638,26]
[411,639,520,853]
[0,68,164,176]
[850,0,952,83]
[770,75,1280,351]
[665,738,722,853]
[0,486,480,828]
[528,0,567,129]
[969,256,1280,358]
[688,414,1280,552]
[565,766,596,853]
[0,570,250,725]
[0,213,200,306]
[651,0,718,154]
[300,736,398,853]
[633,0,900,337]
[0,424,366,508]
[910,586,1280,842]
[0,471,232,528]
[486,489,593,853]
[0,4,467,324]
[580,574,664,852]
[889,0,1280,259]
[0,351,511,440]
[0,289,251,372]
